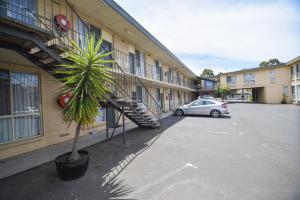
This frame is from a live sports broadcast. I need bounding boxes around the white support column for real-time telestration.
[293,64,298,103]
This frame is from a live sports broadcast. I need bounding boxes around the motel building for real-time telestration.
[219,59,300,104]
[0,0,198,167]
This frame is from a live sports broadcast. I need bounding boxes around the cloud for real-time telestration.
[115,0,300,73]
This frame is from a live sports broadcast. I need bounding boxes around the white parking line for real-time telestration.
[206,130,232,135]
[127,163,198,196]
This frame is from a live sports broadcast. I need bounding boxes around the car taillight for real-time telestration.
[222,103,227,108]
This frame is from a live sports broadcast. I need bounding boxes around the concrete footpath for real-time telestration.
[0,111,173,180]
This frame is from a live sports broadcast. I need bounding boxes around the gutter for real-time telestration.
[102,0,197,77]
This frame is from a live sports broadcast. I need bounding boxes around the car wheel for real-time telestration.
[175,109,184,116]
[210,109,221,118]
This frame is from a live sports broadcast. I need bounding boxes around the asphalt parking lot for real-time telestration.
[0,104,300,200]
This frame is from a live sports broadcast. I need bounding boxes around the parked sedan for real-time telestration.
[174,99,229,118]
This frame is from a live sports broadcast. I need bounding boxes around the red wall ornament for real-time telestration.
[57,93,71,108]
[54,14,71,32]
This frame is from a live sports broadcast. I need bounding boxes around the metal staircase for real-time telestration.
[0,0,162,130]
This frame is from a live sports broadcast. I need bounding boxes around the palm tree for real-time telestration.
[55,34,113,161]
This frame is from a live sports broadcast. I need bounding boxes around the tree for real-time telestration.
[259,58,281,67]
[217,86,231,101]
[200,69,215,77]
[55,34,113,161]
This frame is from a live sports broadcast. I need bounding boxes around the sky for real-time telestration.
[114,0,300,75]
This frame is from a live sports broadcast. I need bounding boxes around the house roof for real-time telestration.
[286,56,300,65]
[219,64,287,76]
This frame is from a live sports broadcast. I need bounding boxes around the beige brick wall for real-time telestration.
[0,62,107,160]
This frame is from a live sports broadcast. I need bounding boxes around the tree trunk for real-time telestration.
[69,122,82,161]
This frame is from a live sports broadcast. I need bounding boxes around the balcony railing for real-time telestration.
[244,80,255,86]
[227,82,236,87]
[292,72,300,80]
[0,0,52,34]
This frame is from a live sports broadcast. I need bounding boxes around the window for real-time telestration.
[204,80,215,89]
[204,100,215,105]
[190,101,203,106]
[4,0,37,25]
[270,69,275,83]
[243,73,255,85]
[0,69,42,143]
[95,108,106,124]
[76,17,89,47]
[226,75,236,86]
[101,40,112,67]
[283,86,288,96]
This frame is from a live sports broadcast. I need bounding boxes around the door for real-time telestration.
[155,61,160,80]
[169,90,173,110]
[156,88,161,107]
[129,53,135,74]
[187,100,205,115]
[106,108,115,128]
[135,50,141,75]
[136,86,143,102]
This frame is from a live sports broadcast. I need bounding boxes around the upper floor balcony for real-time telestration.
[291,72,300,80]
[227,82,236,88]
[113,48,195,90]
[0,0,53,36]
[0,0,196,91]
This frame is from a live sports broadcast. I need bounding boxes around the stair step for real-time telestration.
[48,43,70,54]
[32,50,51,60]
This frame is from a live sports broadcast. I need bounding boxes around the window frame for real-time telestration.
[283,86,288,97]
[270,69,275,83]
[243,73,255,85]
[226,75,236,86]
[0,67,43,144]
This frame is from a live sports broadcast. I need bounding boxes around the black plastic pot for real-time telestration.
[55,150,89,181]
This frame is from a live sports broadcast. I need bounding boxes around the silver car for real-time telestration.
[174,99,229,118]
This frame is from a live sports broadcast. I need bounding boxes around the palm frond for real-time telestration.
[55,33,114,126]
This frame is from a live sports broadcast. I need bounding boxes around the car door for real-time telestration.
[202,100,216,115]
[187,100,205,115]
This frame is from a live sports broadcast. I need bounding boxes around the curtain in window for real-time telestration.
[12,72,41,139]
[0,69,10,116]
[0,118,12,143]
[101,40,113,67]
[76,17,89,48]
[95,108,105,124]
[12,72,40,114]
[7,0,37,25]
[14,115,41,139]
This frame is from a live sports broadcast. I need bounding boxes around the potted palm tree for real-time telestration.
[54,34,113,181]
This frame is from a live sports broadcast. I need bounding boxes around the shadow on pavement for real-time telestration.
[182,114,232,119]
[0,115,185,200]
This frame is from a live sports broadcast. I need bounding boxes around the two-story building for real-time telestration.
[219,64,292,104]
[219,55,300,105]
[0,0,198,160]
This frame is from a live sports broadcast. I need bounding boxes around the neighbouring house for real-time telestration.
[219,60,300,104]
[286,56,300,105]
[197,76,218,97]
[0,0,198,161]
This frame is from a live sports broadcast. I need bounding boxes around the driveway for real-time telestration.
[0,104,300,200]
